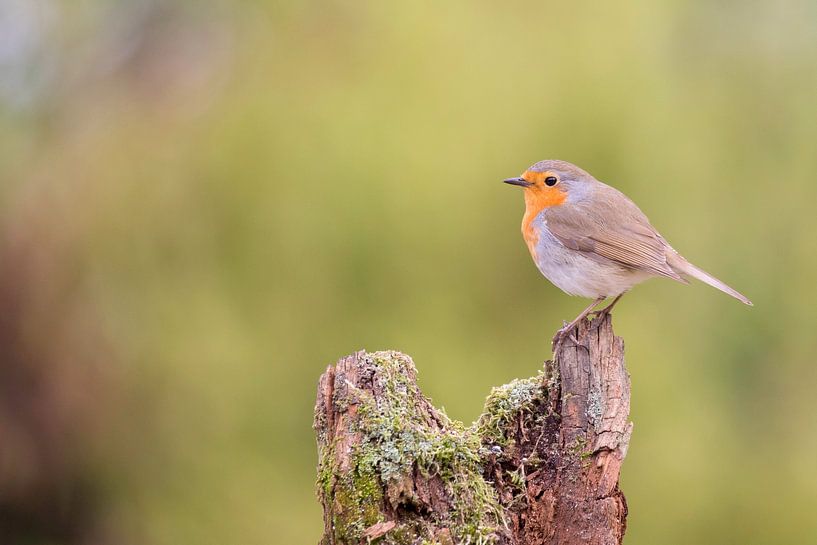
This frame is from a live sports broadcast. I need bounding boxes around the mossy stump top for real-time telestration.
[314,314,631,545]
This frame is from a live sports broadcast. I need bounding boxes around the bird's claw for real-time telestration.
[551,324,580,352]
[589,308,611,320]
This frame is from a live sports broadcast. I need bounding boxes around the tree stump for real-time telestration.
[314,314,632,545]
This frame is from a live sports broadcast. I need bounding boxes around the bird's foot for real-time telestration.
[588,294,624,320]
[552,296,610,353]
[589,308,611,320]
[551,323,580,352]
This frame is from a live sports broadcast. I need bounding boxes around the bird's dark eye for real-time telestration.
[545,176,558,186]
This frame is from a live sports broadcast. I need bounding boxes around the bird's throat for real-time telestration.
[523,186,567,212]
[521,187,566,255]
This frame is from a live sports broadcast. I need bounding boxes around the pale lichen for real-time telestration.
[586,388,603,426]
[472,373,547,450]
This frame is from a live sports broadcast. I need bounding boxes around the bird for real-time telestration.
[503,159,752,348]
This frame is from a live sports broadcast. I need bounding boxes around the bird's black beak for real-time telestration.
[503,176,532,187]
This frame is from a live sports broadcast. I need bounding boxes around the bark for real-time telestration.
[314,314,631,545]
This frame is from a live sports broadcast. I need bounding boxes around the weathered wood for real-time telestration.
[314,314,631,545]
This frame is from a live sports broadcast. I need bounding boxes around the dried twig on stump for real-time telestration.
[314,314,632,545]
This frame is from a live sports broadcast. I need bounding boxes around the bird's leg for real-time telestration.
[552,296,606,351]
[592,293,624,318]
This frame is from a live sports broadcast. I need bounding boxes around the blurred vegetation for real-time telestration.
[1,1,816,544]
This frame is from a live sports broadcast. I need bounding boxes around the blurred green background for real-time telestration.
[1,1,816,544]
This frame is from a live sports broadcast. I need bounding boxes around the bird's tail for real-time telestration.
[669,254,753,306]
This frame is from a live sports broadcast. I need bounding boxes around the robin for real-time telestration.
[504,160,752,348]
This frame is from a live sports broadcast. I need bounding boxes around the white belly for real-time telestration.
[530,216,653,299]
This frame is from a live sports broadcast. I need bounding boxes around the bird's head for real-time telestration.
[503,160,595,209]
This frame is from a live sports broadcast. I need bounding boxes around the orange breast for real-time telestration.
[521,210,540,257]
[520,178,567,257]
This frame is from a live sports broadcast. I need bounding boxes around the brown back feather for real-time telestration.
[545,183,687,283]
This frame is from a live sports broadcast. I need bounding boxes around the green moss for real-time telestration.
[318,351,506,544]
[364,352,505,543]
[332,469,385,539]
[317,441,335,499]
[414,426,504,542]
[472,373,547,449]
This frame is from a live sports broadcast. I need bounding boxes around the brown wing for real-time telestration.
[545,185,687,283]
